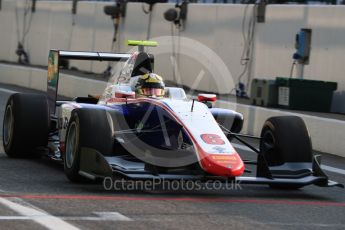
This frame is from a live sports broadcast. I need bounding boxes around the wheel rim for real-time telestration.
[262,129,276,151]
[65,122,78,168]
[261,129,282,166]
[3,104,14,146]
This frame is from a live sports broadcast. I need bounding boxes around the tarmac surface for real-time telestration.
[0,84,345,230]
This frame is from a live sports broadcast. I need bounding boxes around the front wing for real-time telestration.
[77,148,343,188]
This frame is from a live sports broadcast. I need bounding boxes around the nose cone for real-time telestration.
[200,152,245,177]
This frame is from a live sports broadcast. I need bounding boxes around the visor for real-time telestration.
[138,88,165,97]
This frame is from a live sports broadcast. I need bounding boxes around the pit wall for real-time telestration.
[0,1,345,112]
[0,63,344,158]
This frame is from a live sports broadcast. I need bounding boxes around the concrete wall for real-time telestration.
[254,5,345,113]
[0,1,248,95]
[0,64,106,96]
[0,1,345,110]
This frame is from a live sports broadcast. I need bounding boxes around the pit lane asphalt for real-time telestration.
[0,84,345,230]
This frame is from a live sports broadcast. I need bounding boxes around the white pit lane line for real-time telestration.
[0,188,131,229]
[0,195,80,230]
[232,143,345,176]
[0,211,132,222]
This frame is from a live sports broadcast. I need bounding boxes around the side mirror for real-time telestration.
[198,94,217,102]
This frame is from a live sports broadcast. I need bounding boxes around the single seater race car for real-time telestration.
[2,40,343,189]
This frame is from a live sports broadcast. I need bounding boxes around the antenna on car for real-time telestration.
[191,99,195,112]
[126,40,158,53]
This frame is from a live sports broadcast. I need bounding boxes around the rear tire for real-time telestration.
[260,116,313,189]
[2,93,50,157]
[64,108,113,183]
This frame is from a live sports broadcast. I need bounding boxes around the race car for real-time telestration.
[2,40,343,189]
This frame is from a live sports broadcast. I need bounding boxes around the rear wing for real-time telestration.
[47,50,131,114]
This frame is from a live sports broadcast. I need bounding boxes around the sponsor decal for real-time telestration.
[47,51,59,87]
[212,146,227,153]
[210,154,239,168]
[201,134,225,145]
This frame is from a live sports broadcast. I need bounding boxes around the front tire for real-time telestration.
[64,108,113,182]
[2,93,50,157]
[260,116,313,189]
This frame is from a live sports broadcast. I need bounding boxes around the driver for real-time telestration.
[135,73,165,98]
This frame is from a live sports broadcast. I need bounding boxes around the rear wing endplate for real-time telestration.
[47,50,131,114]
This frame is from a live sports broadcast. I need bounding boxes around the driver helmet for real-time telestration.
[135,73,165,97]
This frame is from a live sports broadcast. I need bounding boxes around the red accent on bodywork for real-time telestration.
[199,151,245,177]
[115,91,135,99]
[106,97,135,103]
[60,141,65,157]
[198,94,217,102]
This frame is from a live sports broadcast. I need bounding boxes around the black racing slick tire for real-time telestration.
[63,108,113,183]
[260,116,313,189]
[2,93,50,158]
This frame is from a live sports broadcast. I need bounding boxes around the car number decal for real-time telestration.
[200,134,225,145]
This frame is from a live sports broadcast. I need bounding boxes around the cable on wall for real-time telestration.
[235,1,257,97]
[164,0,188,86]
[15,0,34,65]
[103,0,127,77]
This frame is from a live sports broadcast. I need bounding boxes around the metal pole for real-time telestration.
[146,8,153,40]
[296,63,304,79]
